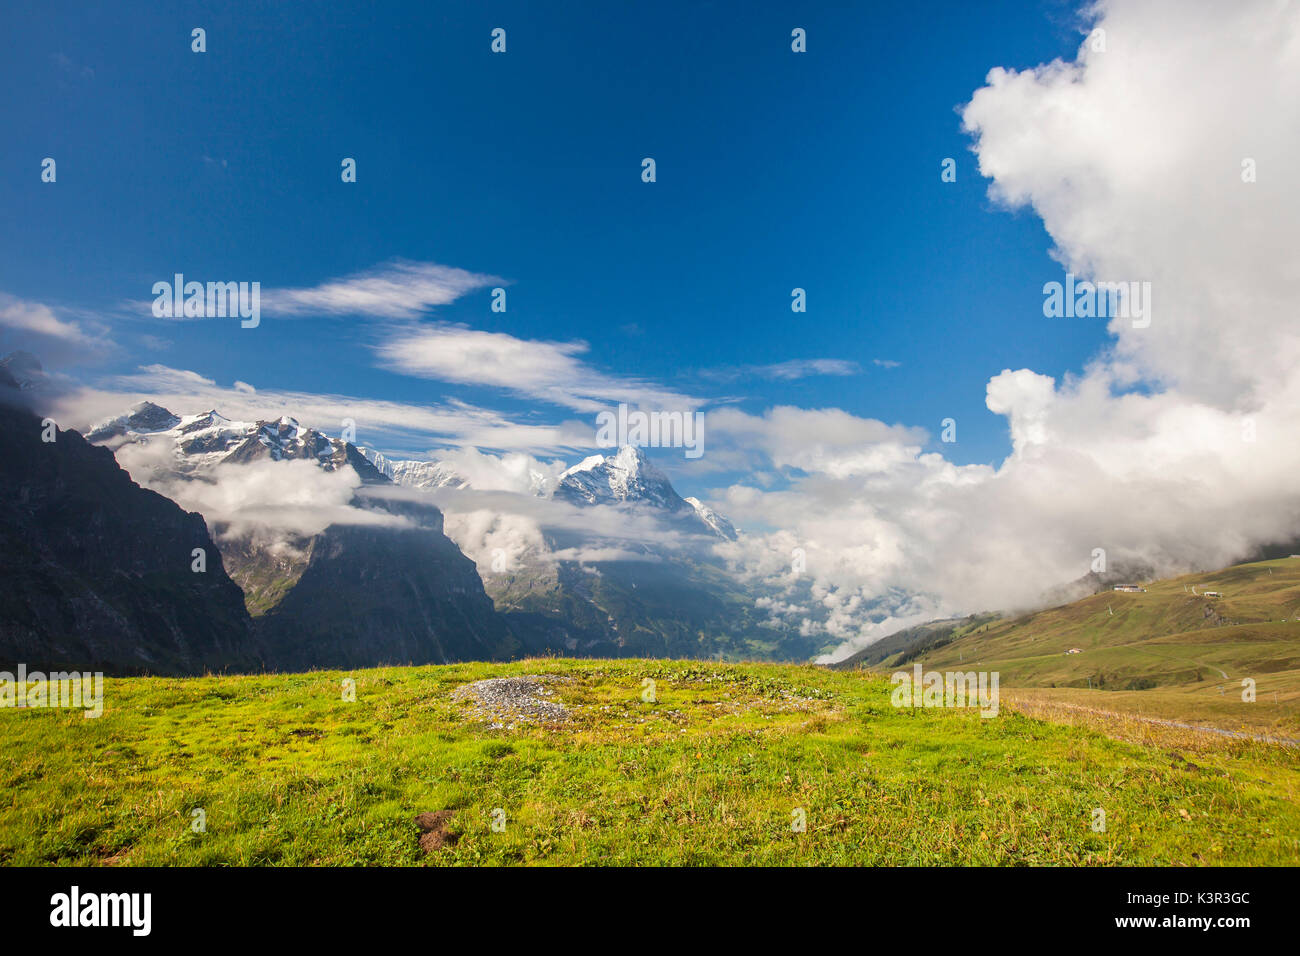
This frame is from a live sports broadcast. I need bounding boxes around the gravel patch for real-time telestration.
[453,675,572,728]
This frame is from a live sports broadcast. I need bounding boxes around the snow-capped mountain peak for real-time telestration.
[360,448,470,490]
[685,497,738,541]
[87,406,737,539]
[551,445,738,539]
[87,402,385,481]
[555,444,684,509]
[86,401,181,441]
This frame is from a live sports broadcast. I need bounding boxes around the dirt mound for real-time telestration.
[415,811,457,852]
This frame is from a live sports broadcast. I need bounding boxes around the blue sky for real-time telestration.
[1,0,1112,496]
[7,0,1298,648]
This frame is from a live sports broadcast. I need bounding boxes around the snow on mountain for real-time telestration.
[363,442,740,539]
[555,445,686,509]
[86,401,182,442]
[87,403,384,480]
[553,445,736,539]
[360,448,469,490]
[685,496,738,541]
[88,403,738,540]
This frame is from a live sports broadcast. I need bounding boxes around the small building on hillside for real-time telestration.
[1066,647,1083,655]
[1202,591,1222,598]
[1112,585,1146,593]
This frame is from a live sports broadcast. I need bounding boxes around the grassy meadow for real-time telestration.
[2,658,1297,866]
[891,558,1300,742]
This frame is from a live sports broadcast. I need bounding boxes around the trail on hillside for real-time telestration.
[1010,698,1299,748]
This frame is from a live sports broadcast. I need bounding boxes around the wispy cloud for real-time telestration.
[700,358,862,382]
[0,293,116,365]
[131,260,501,323]
[262,260,501,319]
[0,295,97,344]
[51,52,93,79]
[53,365,596,455]
[372,323,704,414]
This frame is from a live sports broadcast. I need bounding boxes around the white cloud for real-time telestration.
[50,365,595,455]
[373,323,703,414]
[715,0,1300,660]
[419,446,568,495]
[441,509,550,577]
[962,0,1300,406]
[262,260,502,319]
[0,294,109,350]
[113,442,410,554]
[700,358,862,382]
[705,406,928,478]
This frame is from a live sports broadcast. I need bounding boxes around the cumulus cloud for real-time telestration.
[441,509,550,577]
[704,406,928,480]
[962,0,1300,405]
[715,0,1300,660]
[419,446,568,495]
[429,482,714,576]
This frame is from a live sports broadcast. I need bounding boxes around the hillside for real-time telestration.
[1,659,1296,866]
[831,614,1000,669]
[837,557,1300,738]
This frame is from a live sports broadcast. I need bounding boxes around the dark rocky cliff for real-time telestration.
[0,393,262,675]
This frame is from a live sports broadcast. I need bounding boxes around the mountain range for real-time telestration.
[1,349,846,675]
[27,384,804,671]
[362,441,737,540]
[81,399,518,670]
[18,367,1281,681]
[360,443,795,658]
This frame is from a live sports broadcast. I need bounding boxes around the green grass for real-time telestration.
[2,658,1297,866]
[891,558,1300,738]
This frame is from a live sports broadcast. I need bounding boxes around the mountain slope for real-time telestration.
[490,553,822,660]
[360,449,470,491]
[353,443,786,658]
[0,396,260,675]
[251,494,518,668]
[474,448,808,659]
[88,401,514,668]
[836,557,1300,693]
